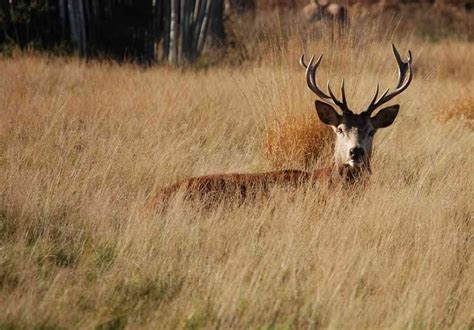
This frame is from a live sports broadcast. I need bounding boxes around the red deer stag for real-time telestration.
[302,0,348,26]
[150,45,413,208]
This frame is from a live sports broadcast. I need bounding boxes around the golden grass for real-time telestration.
[437,96,474,129]
[264,113,332,169]
[0,16,473,329]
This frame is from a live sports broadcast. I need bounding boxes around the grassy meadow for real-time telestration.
[0,9,473,329]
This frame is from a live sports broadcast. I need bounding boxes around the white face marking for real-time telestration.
[333,118,376,169]
[314,101,400,171]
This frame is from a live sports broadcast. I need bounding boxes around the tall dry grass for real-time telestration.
[0,13,473,329]
[263,113,332,169]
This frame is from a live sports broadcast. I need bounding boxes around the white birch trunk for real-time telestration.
[197,0,213,54]
[169,0,179,64]
[178,0,186,63]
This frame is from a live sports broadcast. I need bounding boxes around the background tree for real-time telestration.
[0,0,226,65]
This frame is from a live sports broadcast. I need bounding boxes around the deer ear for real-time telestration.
[315,101,341,127]
[371,105,399,128]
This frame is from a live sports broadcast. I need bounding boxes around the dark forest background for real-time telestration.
[0,0,226,64]
[0,0,472,65]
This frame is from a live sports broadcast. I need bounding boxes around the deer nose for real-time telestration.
[349,147,365,159]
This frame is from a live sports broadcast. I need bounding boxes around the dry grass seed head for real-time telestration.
[437,96,474,129]
[263,113,333,169]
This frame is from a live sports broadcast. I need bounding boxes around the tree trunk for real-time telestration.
[59,0,67,41]
[192,0,206,57]
[155,0,163,50]
[169,0,179,64]
[67,0,80,52]
[91,0,100,17]
[182,0,193,60]
[84,0,94,55]
[8,0,20,45]
[178,0,186,63]
[210,0,226,43]
[156,0,226,64]
[163,0,171,61]
[197,0,213,55]
[77,0,87,57]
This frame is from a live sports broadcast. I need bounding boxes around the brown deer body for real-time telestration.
[151,168,333,208]
[150,45,413,209]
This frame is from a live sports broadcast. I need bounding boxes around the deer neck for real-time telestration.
[334,158,371,183]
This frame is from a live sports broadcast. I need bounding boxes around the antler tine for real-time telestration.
[302,53,352,113]
[392,44,411,89]
[392,44,403,66]
[341,79,349,110]
[305,55,321,98]
[327,81,350,113]
[300,54,308,68]
[365,45,413,115]
[365,83,379,114]
[308,54,324,94]
[378,87,390,102]
[303,54,333,101]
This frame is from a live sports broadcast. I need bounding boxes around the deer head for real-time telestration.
[300,45,413,174]
[313,0,330,8]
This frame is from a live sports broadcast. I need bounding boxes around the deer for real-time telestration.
[302,0,348,26]
[149,45,413,209]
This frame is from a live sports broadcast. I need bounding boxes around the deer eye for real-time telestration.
[368,130,376,137]
[337,127,343,134]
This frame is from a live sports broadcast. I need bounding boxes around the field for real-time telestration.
[0,10,473,329]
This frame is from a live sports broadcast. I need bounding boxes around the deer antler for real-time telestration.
[364,44,413,115]
[300,54,351,114]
